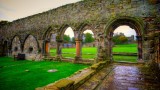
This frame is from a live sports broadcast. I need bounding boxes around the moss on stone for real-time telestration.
[53,79,74,89]
[90,61,107,70]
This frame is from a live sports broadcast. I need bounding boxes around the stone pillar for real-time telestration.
[105,37,110,61]
[45,42,49,54]
[38,40,44,53]
[42,40,50,57]
[109,32,113,62]
[56,41,62,61]
[136,35,143,62]
[154,32,160,66]
[96,34,108,62]
[74,39,82,63]
[143,35,150,62]
[43,40,50,56]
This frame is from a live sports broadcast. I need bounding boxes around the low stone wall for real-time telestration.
[113,52,137,56]
[36,61,110,90]
[43,56,94,64]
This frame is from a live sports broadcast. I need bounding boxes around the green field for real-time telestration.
[50,47,97,59]
[0,57,88,90]
[50,44,138,62]
[113,56,137,62]
[113,44,137,53]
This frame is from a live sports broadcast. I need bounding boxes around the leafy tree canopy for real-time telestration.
[84,33,94,43]
[63,35,70,43]
[113,33,128,44]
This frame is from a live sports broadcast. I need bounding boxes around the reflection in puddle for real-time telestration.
[97,64,160,90]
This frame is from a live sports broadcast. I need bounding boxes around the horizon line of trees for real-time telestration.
[63,33,94,44]
[113,32,136,45]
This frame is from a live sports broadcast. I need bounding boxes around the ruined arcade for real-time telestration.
[0,0,160,72]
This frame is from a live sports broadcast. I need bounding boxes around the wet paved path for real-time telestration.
[78,63,160,90]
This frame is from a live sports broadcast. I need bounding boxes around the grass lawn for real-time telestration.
[113,55,137,63]
[50,47,97,59]
[113,44,137,53]
[50,44,138,61]
[0,57,89,90]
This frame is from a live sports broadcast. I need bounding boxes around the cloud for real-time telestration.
[64,27,74,38]
[114,25,137,37]
[0,0,80,21]
[0,12,11,21]
[0,3,15,12]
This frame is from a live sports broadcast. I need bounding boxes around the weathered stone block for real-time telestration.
[45,79,74,90]
[148,40,154,48]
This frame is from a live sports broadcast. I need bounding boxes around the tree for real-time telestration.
[71,37,75,44]
[113,33,128,44]
[63,35,70,43]
[119,36,128,43]
[84,33,94,43]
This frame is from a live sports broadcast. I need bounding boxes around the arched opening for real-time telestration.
[105,18,143,62]
[62,27,75,59]
[24,35,39,60]
[43,27,57,58]
[49,33,57,57]
[82,30,96,60]
[112,25,138,62]
[11,36,22,56]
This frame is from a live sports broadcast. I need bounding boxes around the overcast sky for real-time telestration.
[0,0,136,37]
[0,0,81,21]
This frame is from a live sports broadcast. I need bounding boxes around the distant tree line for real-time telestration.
[113,33,128,44]
[63,33,94,44]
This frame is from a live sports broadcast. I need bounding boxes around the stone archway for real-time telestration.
[75,24,97,61]
[23,35,39,60]
[43,27,57,57]
[105,17,144,62]
[58,25,75,59]
[11,36,22,56]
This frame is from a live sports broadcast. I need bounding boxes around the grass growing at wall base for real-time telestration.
[0,57,89,90]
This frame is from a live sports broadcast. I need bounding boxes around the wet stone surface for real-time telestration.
[97,64,160,90]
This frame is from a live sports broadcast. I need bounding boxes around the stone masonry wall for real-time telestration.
[0,0,159,62]
[0,0,159,40]
[11,36,22,56]
[23,35,39,60]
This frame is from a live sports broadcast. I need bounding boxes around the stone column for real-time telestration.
[154,32,160,64]
[74,39,82,63]
[109,32,113,62]
[42,40,47,57]
[136,35,143,62]
[56,41,62,61]
[96,34,108,62]
[143,35,150,62]
[38,40,44,53]
[105,37,110,61]
[158,33,160,68]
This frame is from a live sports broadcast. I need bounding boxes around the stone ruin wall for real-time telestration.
[0,0,159,40]
[11,36,22,55]
[0,0,159,64]
[23,35,39,60]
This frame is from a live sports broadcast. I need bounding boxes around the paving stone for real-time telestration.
[76,63,160,90]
